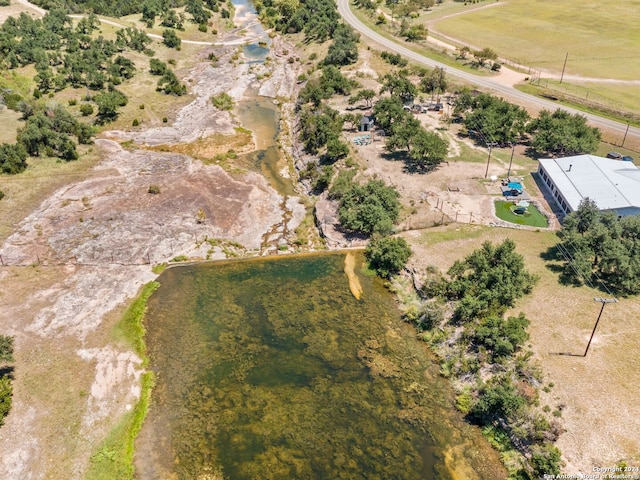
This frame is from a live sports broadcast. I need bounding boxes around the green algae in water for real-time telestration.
[137,253,506,480]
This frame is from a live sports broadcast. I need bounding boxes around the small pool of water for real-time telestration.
[243,43,270,63]
[235,97,295,197]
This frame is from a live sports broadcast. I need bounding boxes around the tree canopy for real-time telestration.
[365,236,412,277]
[455,91,530,145]
[445,239,538,322]
[528,109,601,156]
[323,24,359,67]
[336,179,401,236]
[557,198,640,294]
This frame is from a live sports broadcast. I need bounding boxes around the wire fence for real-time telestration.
[0,251,155,267]
[395,193,487,233]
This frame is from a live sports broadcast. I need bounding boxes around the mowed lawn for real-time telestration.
[432,0,640,81]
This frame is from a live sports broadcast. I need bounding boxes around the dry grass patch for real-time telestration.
[146,128,253,165]
[0,147,103,244]
[0,2,42,23]
[403,224,640,472]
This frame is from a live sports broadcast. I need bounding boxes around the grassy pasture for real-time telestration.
[405,224,640,468]
[433,0,640,81]
[524,79,640,118]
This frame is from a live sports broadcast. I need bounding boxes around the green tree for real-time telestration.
[186,0,212,25]
[447,239,538,321]
[298,105,344,155]
[380,71,418,103]
[162,29,181,49]
[419,67,447,94]
[94,89,128,123]
[338,179,401,236]
[348,88,376,108]
[528,109,601,156]
[469,313,530,361]
[323,23,359,66]
[460,93,530,145]
[365,235,412,277]
[473,47,498,68]
[372,95,406,133]
[471,376,527,422]
[385,115,421,152]
[557,198,640,294]
[0,144,28,174]
[149,58,168,75]
[0,336,14,363]
[0,374,12,427]
[408,129,448,171]
[530,444,563,477]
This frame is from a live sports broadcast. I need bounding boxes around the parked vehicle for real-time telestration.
[606,151,623,160]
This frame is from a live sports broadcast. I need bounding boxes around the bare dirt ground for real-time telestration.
[313,52,558,248]
[0,23,304,480]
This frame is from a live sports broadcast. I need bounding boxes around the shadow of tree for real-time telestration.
[380,151,439,174]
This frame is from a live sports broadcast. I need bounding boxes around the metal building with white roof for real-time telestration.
[537,155,640,217]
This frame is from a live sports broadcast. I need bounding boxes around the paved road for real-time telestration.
[337,0,640,143]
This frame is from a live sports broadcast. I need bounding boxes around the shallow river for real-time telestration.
[135,252,506,479]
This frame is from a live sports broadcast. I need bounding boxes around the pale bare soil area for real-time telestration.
[0,26,303,480]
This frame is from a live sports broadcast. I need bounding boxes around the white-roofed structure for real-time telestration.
[537,155,640,218]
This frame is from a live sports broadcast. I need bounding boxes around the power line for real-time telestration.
[560,237,615,297]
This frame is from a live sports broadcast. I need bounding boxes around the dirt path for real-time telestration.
[0,21,305,479]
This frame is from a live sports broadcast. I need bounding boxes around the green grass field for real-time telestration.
[432,0,640,81]
[494,200,548,228]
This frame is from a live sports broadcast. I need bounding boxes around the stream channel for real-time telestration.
[134,2,507,478]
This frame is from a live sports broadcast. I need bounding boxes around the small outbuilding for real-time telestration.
[360,116,374,132]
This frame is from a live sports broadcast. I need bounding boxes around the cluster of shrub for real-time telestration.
[0,335,14,428]
[149,58,187,95]
[1,103,95,174]
[31,0,227,19]
[557,198,640,295]
[0,11,151,95]
[454,90,602,156]
[407,239,563,478]
[0,8,195,176]
[255,0,340,42]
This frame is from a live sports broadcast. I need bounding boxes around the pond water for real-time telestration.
[135,252,506,480]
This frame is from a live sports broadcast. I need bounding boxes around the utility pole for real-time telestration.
[507,142,515,180]
[584,297,617,357]
[560,52,568,84]
[621,123,630,148]
[484,142,497,179]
